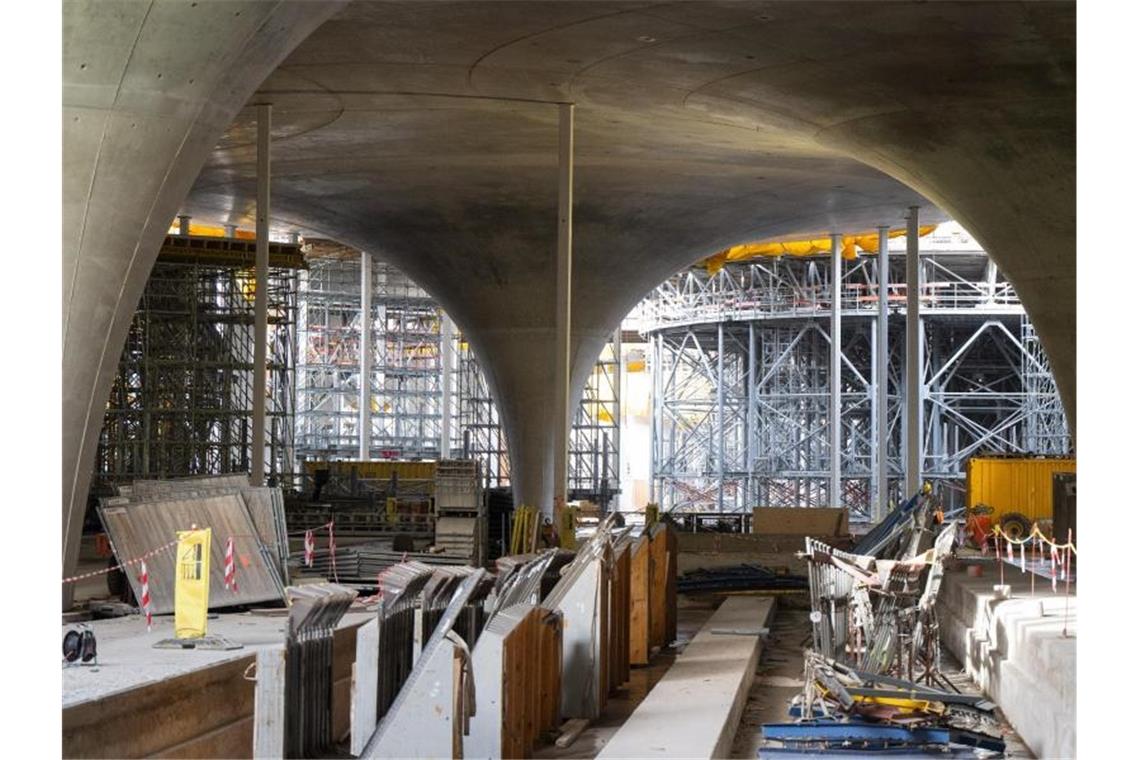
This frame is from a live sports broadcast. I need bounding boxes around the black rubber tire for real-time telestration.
[1000,511,1033,541]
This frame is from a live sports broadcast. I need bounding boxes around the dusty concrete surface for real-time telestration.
[598,596,774,758]
[535,593,720,759]
[61,608,372,707]
[63,2,1076,591]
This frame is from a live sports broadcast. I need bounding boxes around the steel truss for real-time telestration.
[643,242,1070,517]
[96,255,297,485]
[295,249,620,506]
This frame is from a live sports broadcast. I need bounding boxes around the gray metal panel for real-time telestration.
[98,493,286,614]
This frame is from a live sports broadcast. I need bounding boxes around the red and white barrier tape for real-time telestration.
[139,560,152,631]
[61,539,179,584]
[304,530,315,567]
[224,536,238,592]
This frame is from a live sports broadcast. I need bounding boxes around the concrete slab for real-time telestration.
[938,562,1076,759]
[597,596,775,759]
[62,609,373,708]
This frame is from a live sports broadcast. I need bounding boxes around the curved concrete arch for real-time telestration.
[62,0,346,594]
[64,1,1075,584]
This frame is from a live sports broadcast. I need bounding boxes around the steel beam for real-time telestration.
[251,103,271,486]
[830,232,842,507]
[905,207,922,495]
[876,225,890,519]
[717,321,725,512]
[440,313,454,458]
[359,249,372,460]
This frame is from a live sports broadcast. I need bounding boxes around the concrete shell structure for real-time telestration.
[63,1,1075,589]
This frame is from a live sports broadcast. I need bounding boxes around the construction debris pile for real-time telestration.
[762,486,1008,756]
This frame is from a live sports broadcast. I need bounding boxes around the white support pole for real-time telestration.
[359,249,373,461]
[746,322,756,508]
[716,321,725,513]
[905,207,922,496]
[830,233,842,508]
[440,313,454,459]
[553,103,575,515]
[250,103,271,486]
[876,225,890,519]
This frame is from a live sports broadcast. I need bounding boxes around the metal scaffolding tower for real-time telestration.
[641,226,1070,518]
[295,244,621,507]
[95,236,300,486]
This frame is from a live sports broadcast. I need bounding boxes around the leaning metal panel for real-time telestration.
[641,225,1070,517]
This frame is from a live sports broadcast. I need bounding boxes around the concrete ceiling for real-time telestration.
[63,1,1074,584]
[179,0,1075,509]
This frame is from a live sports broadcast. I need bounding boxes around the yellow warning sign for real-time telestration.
[175,528,211,639]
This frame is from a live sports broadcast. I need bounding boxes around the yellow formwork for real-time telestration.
[965,456,1076,522]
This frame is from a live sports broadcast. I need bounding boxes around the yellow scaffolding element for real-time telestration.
[510,505,541,555]
[701,225,938,274]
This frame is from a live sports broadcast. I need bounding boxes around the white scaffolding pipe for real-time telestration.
[906,207,922,495]
[250,103,270,486]
[359,249,372,461]
[746,322,756,508]
[830,233,842,508]
[440,313,454,459]
[717,321,726,512]
[876,225,890,519]
[553,103,574,514]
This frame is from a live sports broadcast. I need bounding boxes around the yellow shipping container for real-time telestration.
[965,457,1076,522]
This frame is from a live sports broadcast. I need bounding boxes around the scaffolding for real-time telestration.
[641,228,1070,517]
[295,246,621,507]
[95,237,299,486]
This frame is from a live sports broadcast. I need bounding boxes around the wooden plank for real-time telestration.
[63,655,256,759]
[649,526,669,650]
[350,619,380,756]
[752,506,849,537]
[332,623,360,743]
[629,536,652,666]
[253,647,285,759]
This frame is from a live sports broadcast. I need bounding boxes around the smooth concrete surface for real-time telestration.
[64,2,1075,583]
[597,595,775,759]
[62,609,372,707]
[61,0,345,602]
[938,563,1076,760]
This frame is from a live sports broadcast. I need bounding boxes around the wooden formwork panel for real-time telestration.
[63,656,256,759]
[629,536,652,666]
[608,543,631,690]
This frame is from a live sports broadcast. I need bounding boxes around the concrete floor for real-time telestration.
[535,593,722,759]
[62,608,373,708]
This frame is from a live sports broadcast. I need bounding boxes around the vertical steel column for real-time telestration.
[250,103,271,486]
[716,322,725,513]
[650,332,662,505]
[905,207,921,496]
[440,313,454,459]
[830,233,842,508]
[359,249,372,461]
[746,322,757,508]
[612,326,622,499]
[553,103,575,515]
[875,225,890,518]
[177,215,191,236]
